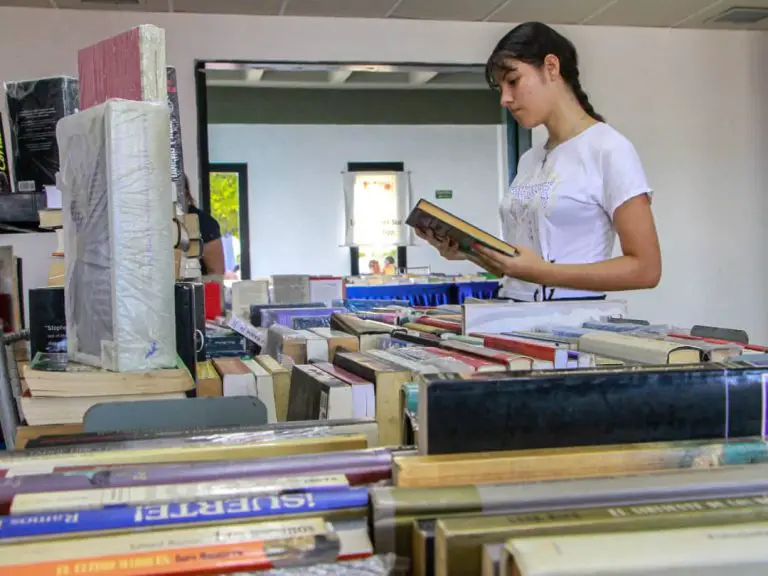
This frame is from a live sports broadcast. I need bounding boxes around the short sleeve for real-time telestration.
[198,210,222,244]
[600,135,653,220]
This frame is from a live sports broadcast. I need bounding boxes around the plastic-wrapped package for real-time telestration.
[4,76,79,194]
[261,307,348,329]
[78,25,167,110]
[237,554,403,575]
[272,275,311,304]
[56,99,176,372]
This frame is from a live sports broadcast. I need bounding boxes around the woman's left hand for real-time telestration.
[473,243,549,283]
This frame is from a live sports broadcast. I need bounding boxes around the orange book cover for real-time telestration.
[0,534,339,576]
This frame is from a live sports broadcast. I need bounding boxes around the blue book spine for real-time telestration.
[541,326,592,338]
[0,487,368,541]
[582,322,641,332]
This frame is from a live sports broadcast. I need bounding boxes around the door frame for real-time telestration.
[204,162,251,280]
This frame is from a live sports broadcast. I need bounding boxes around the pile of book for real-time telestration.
[4,294,768,574]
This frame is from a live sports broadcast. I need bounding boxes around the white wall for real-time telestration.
[0,232,58,329]
[0,7,767,340]
[208,124,504,278]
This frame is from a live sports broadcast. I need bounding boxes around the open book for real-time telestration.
[406,199,518,273]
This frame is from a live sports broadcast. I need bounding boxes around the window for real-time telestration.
[344,162,409,276]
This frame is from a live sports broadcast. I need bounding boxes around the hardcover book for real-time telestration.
[77,25,167,110]
[0,111,10,193]
[417,361,768,455]
[4,76,79,194]
[166,65,185,208]
[28,287,66,357]
[0,487,369,542]
[406,199,519,272]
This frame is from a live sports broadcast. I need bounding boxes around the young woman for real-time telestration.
[417,22,661,302]
[184,175,226,276]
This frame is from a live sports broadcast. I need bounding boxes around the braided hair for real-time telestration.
[486,22,605,123]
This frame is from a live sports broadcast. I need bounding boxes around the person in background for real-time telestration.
[383,256,397,275]
[368,260,381,275]
[184,175,226,276]
[417,22,661,302]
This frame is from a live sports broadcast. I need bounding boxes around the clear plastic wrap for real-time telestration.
[4,76,79,194]
[0,428,376,467]
[237,554,404,575]
[271,275,311,304]
[261,307,348,329]
[56,98,176,372]
[77,25,167,110]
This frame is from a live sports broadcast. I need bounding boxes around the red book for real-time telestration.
[667,332,768,353]
[78,25,166,110]
[203,282,223,320]
[440,339,530,368]
[416,316,462,333]
[426,347,506,372]
[482,334,568,365]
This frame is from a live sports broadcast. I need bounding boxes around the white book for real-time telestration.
[271,274,310,304]
[231,279,269,319]
[507,521,768,575]
[242,358,277,423]
[57,99,176,372]
[218,361,256,397]
[463,300,628,335]
[578,331,701,364]
[312,362,375,419]
[295,329,329,362]
[367,349,442,375]
[309,277,344,306]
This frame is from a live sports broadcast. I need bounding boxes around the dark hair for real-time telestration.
[486,22,604,123]
[183,174,195,208]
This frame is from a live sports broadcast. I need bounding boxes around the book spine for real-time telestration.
[0,451,392,500]
[668,332,768,353]
[416,317,462,333]
[0,534,342,576]
[0,112,10,194]
[9,474,354,515]
[0,487,369,541]
[427,347,500,370]
[483,335,557,362]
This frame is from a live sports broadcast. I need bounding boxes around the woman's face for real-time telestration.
[495,58,556,129]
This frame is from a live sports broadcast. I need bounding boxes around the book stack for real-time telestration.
[15,353,194,428]
[4,298,768,573]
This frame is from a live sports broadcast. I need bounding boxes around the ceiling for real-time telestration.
[4,0,768,30]
[204,64,489,90]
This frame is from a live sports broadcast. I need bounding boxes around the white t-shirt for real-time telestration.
[499,122,652,301]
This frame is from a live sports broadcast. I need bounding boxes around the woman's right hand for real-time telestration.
[415,228,466,261]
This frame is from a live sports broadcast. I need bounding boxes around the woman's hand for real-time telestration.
[473,243,549,283]
[415,228,467,261]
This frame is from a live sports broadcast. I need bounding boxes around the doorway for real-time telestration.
[203,163,251,281]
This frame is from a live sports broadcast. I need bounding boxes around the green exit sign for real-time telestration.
[435,189,453,200]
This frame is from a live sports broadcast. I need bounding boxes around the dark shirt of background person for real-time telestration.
[184,175,226,276]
